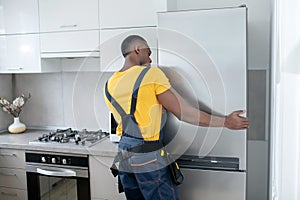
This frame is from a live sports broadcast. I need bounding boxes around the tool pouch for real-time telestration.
[166,153,184,185]
[110,163,124,193]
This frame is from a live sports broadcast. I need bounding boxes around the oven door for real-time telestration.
[26,164,90,200]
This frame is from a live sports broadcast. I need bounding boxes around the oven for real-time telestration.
[25,152,90,200]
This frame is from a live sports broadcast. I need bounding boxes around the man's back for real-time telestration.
[104,65,171,141]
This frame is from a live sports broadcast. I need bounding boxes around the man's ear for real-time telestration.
[134,45,140,54]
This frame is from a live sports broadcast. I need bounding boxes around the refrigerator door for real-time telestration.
[178,168,246,200]
[157,7,247,170]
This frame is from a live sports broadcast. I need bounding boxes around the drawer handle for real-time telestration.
[0,153,16,157]
[59,24,78,28]
[7,67,23,71]
[1,192,18,197]
[0,172,16,176]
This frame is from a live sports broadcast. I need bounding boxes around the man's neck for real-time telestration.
[120,58,138,72]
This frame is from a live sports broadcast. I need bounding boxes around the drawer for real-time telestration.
[0,187,27,200]
[0,149,25,169]
[0,168,27,190]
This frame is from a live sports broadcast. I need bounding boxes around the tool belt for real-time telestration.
[110,142,164,177]
[110,141,183,193]
[110,141,164,193]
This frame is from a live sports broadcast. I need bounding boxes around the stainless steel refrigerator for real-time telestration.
[157,7,247,200]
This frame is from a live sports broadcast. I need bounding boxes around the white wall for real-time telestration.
[0,75,13,130]
[271,0,300,199]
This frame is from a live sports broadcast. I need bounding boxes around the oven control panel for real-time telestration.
[39,156,72,165]
[26,152,89,167]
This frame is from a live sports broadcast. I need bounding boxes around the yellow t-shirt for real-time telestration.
[104,66,171,141]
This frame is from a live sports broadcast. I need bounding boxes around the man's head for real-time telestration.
[121,35,152,66]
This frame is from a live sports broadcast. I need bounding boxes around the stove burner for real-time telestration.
[36,128,109,147]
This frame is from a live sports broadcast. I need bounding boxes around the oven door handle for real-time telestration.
[37,167,76,177]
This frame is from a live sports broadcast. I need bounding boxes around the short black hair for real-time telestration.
[121,35,147,57]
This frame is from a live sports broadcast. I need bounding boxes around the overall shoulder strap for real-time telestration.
[105,82,126,117]
[105,67,150,117]
[130,67,150,115]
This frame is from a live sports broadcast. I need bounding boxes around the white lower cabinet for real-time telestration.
[0,168,27,189]
[0,149,27,200]
[89,155,125,200]
[0,149,25,168]
[0,187,27,200]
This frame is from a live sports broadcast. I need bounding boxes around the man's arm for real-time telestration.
[157,88,249,130]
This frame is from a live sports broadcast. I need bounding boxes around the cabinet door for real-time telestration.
[0,168,27,189]
[89,156,125,200]
[0,34,41,73]
[39,0,99,32]
[40,30,100,58]
[0,188,27,200]
[0,0,39,34]
[100,27,157,71]
[99,0,167,28]
[0,149,25,169]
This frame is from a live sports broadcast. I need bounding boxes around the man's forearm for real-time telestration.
[180,105,225,127]
[157,88,248,130]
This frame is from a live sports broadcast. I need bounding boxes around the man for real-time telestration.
[104,35,249,200]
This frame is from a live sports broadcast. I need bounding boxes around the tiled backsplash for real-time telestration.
[0,75,13,130]
[14,72,113,131]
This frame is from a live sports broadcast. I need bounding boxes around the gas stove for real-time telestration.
[30,128,109,147]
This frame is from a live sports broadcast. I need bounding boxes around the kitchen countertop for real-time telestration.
[0,129,118,157]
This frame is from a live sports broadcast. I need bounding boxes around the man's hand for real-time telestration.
[224,110,249,130]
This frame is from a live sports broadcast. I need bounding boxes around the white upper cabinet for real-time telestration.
[0,34,60,73]
[0,0,39,34]
[39,0,100,58]
[0,34,40,72]
[40,30,100,58]
[100,27,157,71]
[99,0,167,29]
[39,0,99,32]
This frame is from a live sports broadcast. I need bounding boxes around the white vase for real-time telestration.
[8,117,26,134]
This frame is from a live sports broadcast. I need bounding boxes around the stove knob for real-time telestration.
[41,156,46,163]
[51,157,56,164]
[62,158,67,165]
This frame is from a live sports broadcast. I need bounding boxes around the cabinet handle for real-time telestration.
[0,153,16,157]
[0,172,17,176]
[7,67,23,71]
[59,24,78,28]
[1,192,18,197]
